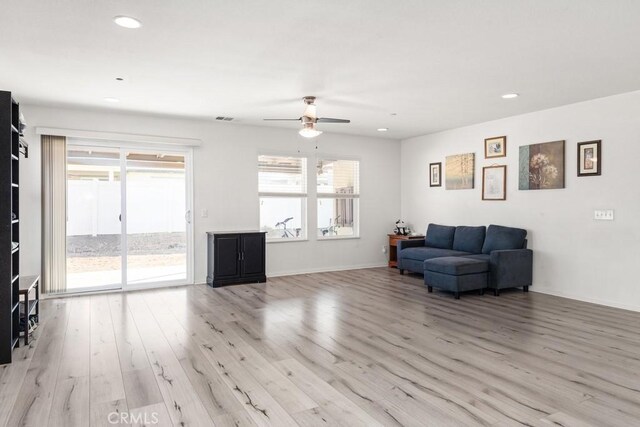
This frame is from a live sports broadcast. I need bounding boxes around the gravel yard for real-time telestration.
[67,233,186,273]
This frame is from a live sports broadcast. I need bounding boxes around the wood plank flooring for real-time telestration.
[2,267,640,426]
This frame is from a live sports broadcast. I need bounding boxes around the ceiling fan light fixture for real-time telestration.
[299,123,322,138]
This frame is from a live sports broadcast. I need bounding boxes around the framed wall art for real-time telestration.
[482,165,506,200]
[429,162,442,187]
[577,140,601,176]
[484,136,506,159]
[519,140,565,190]
[445,153,475,189]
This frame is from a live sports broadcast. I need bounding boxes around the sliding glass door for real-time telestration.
[66,147,123,292]
[66,143,193,292]
[125,151,188,286]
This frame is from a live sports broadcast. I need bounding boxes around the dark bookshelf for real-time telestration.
[1,91,22,364]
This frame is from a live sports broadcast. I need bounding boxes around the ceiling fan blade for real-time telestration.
[263,118,302,121]
[317,118,351,123]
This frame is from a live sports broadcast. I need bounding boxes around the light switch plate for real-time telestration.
[594,209,614,221]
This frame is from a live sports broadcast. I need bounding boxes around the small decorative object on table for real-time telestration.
[395,219,408,236]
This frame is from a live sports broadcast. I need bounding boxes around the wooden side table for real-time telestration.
[388,234,424,268]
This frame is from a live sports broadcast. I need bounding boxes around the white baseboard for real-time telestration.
[267,263,388,278]
[531,287,640,313]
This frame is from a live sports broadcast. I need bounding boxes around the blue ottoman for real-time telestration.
[424,257,489,299]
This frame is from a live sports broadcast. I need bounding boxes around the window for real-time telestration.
[258,155,307,240]
[316,159,359,238]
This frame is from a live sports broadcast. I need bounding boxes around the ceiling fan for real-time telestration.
[264,96,350,138]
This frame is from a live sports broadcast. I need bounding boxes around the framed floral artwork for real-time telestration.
[519,140,565,190]
[577,140,601,176]
[484,136,506,158]
[482,165,506,200]
[429,162,442,187]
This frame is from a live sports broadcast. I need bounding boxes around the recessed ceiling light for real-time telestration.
[104,97,120,103]
[502,93,519,99]
[377,128,389,132]
[115,77,124,81]
[114,16,142,29]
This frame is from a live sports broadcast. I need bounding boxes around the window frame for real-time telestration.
[315,157,361,240]
[258,154,308,243]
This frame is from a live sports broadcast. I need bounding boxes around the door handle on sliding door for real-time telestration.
[185,210,192,224]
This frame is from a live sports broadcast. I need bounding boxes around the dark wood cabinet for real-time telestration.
[207,231,266,287]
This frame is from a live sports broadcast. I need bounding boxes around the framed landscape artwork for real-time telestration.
[445,153,475,190]
[429,162,442,187]
[482,165,506,200]
[577,140,601,176]
[484,136,506,158]
[519,140,565,190]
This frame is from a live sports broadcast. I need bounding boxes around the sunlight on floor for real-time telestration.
[67,254,186,289]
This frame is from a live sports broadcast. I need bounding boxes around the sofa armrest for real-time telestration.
[489,249,533,289]
[397,239,425,251]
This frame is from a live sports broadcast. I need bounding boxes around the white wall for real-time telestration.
[401,90,640,312]
[19,105,400,282]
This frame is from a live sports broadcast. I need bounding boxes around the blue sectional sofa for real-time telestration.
[397,224,533,296]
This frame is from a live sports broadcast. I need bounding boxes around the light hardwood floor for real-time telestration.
[1,267,640,426]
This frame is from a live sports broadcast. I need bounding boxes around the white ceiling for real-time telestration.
[2,0,640,139]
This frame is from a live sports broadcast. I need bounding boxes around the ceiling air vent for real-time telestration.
[215,116,234,121]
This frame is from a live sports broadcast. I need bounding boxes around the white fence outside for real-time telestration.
[67,177,186,236]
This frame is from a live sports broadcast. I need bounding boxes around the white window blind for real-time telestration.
[258,155,307,196]
[317,159,359,196]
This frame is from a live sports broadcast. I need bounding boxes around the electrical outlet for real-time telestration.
[594,209,614,221]
[382,246,387,254]
[201,209,209,218]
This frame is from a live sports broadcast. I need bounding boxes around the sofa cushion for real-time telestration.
[400,247,470,262]
[425,224,456,249]
[482,225,527,254]
[424,256,489,275]
[462,254,490,262]
[453,226,486,254]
